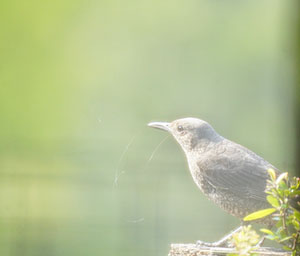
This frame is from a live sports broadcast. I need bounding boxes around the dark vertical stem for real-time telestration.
[292,230,299,251]
[282,209,289,236]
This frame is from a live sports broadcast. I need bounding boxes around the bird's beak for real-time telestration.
[148,122,171,132]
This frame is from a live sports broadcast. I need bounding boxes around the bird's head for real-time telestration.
[148,117,222,153]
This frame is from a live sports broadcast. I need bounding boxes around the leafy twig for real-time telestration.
[233,170,300,255]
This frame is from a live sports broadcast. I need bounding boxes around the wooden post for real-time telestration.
[168,244,291,256]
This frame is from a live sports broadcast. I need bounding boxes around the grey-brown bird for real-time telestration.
[148,117,298,246]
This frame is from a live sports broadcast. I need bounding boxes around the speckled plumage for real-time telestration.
[148,118,281,223]
[189,138,276,220]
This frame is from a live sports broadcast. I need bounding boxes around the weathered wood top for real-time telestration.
[168,243,291,256]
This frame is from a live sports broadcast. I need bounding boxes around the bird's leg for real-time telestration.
[256,223,273,247]
[196,225,243,247]
[256,236,265,247]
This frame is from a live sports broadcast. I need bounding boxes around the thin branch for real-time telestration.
[292,230,300,251]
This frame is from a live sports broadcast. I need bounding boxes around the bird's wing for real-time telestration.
[198,140,277,202]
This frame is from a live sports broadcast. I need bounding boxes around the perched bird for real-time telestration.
[148,117,298,246]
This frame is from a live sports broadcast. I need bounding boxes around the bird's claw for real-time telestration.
[196,240,216,247]
[196,240,234,248]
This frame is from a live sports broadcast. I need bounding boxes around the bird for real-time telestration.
[148,117,298,246]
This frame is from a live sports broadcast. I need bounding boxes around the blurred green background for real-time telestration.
[0,0,299,255]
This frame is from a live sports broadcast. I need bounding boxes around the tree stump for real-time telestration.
[168,243,291,256]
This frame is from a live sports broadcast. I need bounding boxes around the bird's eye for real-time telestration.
[177,125,184,132]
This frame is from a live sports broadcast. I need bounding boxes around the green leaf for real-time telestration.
[282,245,292,251]
[294,211,300,221]
[268,169,276,181]
[278,182,289,190]
[260,228,274,235]
[290,190,300,196]
[292,219,300,229]
[279,236,293,243]
[284,189,290,197]
[277,189,284,198]
[276,172,288,185]
[243,208,276,221]
[266,195,280,208]
[275,226,284,235]
[295,178,300,189]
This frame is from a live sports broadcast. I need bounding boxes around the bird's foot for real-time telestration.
[196,240,215,247]
[196,240,234,248]
[196,226,242,248]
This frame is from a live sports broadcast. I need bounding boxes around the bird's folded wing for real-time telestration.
[198,141,275,202]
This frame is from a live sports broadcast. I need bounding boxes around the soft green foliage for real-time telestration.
[228,225,260,256]
[241,170,300,255]
[243,208,276,222]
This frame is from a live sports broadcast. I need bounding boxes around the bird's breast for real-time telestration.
[186,156,216,196]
